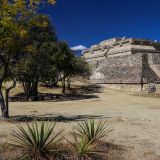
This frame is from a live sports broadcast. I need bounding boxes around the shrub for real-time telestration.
[10,121,63,159]
[67,119,113,160]
[68,130,97,160]
[72,118,113,144]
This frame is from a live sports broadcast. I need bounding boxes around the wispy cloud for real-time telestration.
[71,45,87,51]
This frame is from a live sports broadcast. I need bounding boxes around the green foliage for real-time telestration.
[0,0,91,118]
[10,121,63,159]
[15,15,58,99]
[68,131,95,160]
[6,119,113,160]
[0,0,57,117]
[73,56,91,77]
[67,119,113,159]
[0,142,10,153]
[72,119,113,144]
[55,41,75,74]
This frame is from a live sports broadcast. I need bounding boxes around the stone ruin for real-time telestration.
[83,38,160,91]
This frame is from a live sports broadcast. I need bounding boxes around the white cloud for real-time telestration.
[71,45,87,51]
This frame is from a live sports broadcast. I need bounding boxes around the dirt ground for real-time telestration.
[0,84,160,160]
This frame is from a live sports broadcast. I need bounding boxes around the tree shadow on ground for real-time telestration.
[7,114,112,122]
[76,84,102,94]
[9,84,102,102]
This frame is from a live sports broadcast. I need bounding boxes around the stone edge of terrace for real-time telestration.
[82,37,160,55]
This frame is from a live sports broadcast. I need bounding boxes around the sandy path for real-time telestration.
[0,87,160,159]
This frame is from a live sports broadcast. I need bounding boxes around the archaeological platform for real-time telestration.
[83,38,160,91]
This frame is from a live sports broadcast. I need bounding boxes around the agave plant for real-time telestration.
[67,119,113,160]
[68,130,97,160]
[73,118,113,144]
[10,121,63,159]
[0,141,10,153]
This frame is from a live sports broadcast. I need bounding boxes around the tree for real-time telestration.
[15,15,57,100]
[0,0,56,118]
[0,0,28,118]
[54,43,90,92]
[66,56,90,89]
[54,42,75,93]
[73,56,91,77]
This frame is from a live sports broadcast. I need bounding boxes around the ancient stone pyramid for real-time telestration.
[83,38,160,84]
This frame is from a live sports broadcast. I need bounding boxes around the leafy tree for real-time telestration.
[15,15,57,100]
[54,42,75,93]
[73,56,90,77]
[0,0,56,118]
[66,56,90,90]
[0,0,28,118]
[53,42,90,93]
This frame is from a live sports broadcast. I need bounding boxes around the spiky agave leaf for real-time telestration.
[0,141,10,153]
[73,118,113,144]
[10,121,63,159]
[68,130,104,160]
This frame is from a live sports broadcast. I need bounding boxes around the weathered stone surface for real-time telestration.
[83,38,160,90]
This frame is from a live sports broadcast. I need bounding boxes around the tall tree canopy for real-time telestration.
[15,15,58,100]
[0,0,90,119]
[0,0,56,118]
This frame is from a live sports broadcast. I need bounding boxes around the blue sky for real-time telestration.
[43,0,160,51]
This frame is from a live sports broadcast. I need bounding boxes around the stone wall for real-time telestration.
[100,83,160,92]
[100,54,143,67]
[100,84,142,91]
[83,38,160,88]
[93,54,143,84]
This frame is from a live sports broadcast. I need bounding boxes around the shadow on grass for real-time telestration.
[9,84,102,102]
[7,114,112,123]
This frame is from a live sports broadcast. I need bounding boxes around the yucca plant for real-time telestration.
[67,119,113,160]
[0,141,10,153]
[73,118,113,144]
[10,121,63,159]
[68,130,97,160]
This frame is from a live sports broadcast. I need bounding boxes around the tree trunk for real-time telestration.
[22,80,38,101]
[5,89,9,118]
[0,88,8,119]
[67,76,71,89]
[62,78,66,93]
[22,82,29,100]
[4,78,16,118]
[0,64,8,118]
[22,82,31,101]
[31,81,38,97]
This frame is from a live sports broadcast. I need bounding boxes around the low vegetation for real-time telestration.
[0,119,114,160]
[72,118,113,144]
[10,122,63,159]
[67,119,113,159]
[0,0,90,119]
